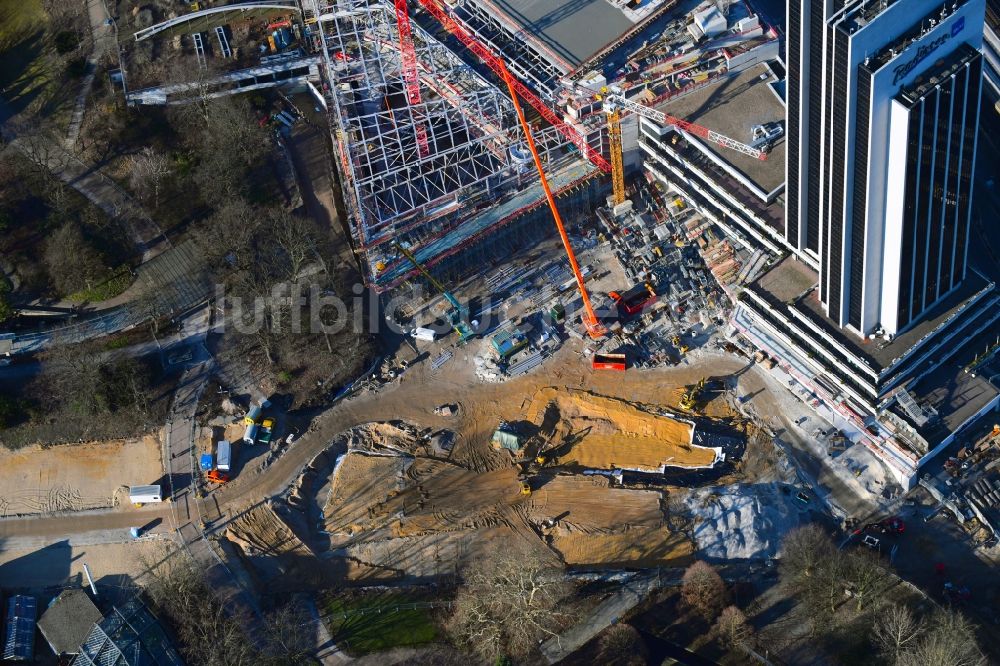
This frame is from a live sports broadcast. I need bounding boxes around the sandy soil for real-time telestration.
[550,528,693,568]
[0,539,169,590]
[0,433,164,516]
[324,453,412,538]
[526,387,717,471]
[527,475,665,531]
[203,346,759,583]
[528,475,693,567]
[307,425,696,578]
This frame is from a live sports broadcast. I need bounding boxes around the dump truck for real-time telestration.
[216,441,231,472]
[128,485,162,506]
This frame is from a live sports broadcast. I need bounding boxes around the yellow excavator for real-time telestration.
[679,378,706,412]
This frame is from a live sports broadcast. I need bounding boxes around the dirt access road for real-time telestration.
[0,342,749,542]
[0,341,878,548]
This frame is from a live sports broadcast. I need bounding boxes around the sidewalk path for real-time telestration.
[65,0,115,148]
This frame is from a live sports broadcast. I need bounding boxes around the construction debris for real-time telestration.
[682,483,810,560]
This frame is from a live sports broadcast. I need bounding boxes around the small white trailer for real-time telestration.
[411,327,437,341]
[217,440,232,471]
[128,485,162,505]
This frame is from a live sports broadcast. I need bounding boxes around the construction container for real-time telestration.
[491,329,528,359]
[217,441,232,471]
[593,352,626,371]
[128,485,162,505]
[412,327,437,341]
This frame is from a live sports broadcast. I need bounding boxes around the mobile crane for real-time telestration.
[395,243,475,342]
[498,61,606,339]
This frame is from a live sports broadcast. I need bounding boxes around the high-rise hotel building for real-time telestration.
[786,0,985,335]
[729,0,1000,484]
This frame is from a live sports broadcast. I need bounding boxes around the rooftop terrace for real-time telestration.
[656,64,787,196]
[751,257,997,372]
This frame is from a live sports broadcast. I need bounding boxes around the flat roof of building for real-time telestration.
[795,271,992,369]
[753,255,815,303]
[656,64,787,194]
[750,257,993,371]
[906,353,999,446]
[37,590,102,657]
[471,0,634,71]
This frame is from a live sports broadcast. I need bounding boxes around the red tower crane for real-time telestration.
[394,0,431,157]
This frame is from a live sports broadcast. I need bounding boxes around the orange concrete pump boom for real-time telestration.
[498,61,605,339]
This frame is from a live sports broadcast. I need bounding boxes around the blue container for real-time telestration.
[200,453,214,471]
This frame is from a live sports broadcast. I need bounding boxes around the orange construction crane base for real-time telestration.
[498,61,605,340]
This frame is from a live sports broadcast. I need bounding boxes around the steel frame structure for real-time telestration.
[310,0,586,289]
[445,0,566,94]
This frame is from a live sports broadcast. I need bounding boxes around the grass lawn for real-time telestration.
[323,591,441,656]
[0,0,66,118]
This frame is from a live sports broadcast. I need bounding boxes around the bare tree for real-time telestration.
[898,609,986,666]
[779,524,835,588]
[139,545,319,666]
[446,544,573,661]
[843,548,888,612]
[681,561,727,622]
[270,209,318,281]
[41,344,107,416]
[128,147,172,209]
[872,604,923,664]
[714,605,753,651]
[43,221,109,296]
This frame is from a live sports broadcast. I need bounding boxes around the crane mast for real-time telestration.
[607,108,626,206]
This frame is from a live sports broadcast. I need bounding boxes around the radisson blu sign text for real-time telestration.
[892,16,966,85]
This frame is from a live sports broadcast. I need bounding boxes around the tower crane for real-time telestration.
[598,87,770,206]
[394,0,431,157]
[395,243,475,341]
[498,61,605,340]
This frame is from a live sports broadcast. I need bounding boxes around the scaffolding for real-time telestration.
[310,0,596,290]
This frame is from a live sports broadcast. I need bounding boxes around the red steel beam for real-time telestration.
[394,0,431,157]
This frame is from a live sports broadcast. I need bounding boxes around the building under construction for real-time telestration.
[308,0,779,290]
[310,1,607,291]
